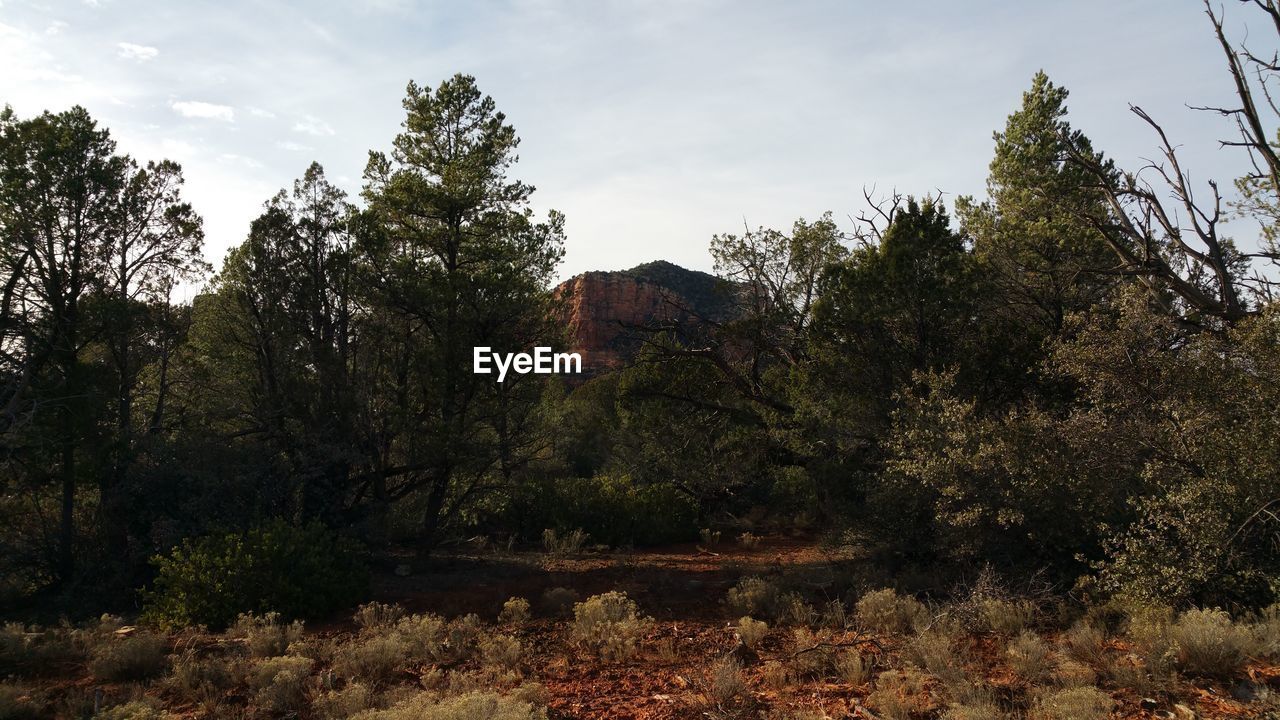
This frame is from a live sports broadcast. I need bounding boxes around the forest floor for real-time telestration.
[4,537,1277,719]
[362,537,1273,720]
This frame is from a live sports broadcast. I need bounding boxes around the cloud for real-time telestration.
[292,115,335,136]
[171,100,234,121]
[275,140,313,152]
[45,21,67,36]
[117,42,158,61]
[248,106,275,118]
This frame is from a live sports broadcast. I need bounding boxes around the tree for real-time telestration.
[0,106,125,581]
[197,162,360,524]
[360,74,565,544]
[1064,1,1278,327]
[957,72,1119,339]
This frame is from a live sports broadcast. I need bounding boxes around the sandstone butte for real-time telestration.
[553,260,733,377]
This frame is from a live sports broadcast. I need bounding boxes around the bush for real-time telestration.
[89,632,168,682]
[334,633,409,682]
[1061,622,1108,669]
[143,520,367,629]
[248,655,313,713]
[499,597,531,626]
[736,617,768,649]
[1007,630,1053,682]
[350,690,546,720]
[354,602,405,631]
[480,634,523,672]
[96,701,172,720]
[834,651,872,685]
[1033,686,1113,720]
[168,650,232,704]
[867,668,930,720]
[231,612,304,657]
[1168,607,1257,677]
[541,528,588,556]
[0,684,39,720]
[570,591,652,661]
[539,587,579,618]
[974,598,1036,635]
[856,588,928,634]
[314,682,378,720]
[0,624,79,677]
[705,656,752,717]
[725,577,781,619]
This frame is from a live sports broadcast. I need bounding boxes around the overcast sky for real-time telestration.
[0,1,1268,288]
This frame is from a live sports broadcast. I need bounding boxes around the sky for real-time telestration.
[0,0,1269,289]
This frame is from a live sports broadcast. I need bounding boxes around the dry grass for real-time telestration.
[498,597,531,626]
[1033,686,1113,720]
[230,612,304,658]
[334,633,409,683]
[1168,607,1257,678]
[95,700,172,720]
[867,667,932,720]
[570,592,652,661]
[479,634,522,673]
[247,655,313,713]
[833,650,872,685]
[89,632,168,682]
[855,589,928,635]
[349,690,546,720]
[0,683,39,720]
[725,576,782,619]
[735,617,768,649]
[542,528,588,556]
[355,602,406,631]
[974,598,1036,636]
[314,682,379,720]
[1060,621,1109,669]
[704,655,753,718]
[760,660,790,690]
[1007,630,1053,683]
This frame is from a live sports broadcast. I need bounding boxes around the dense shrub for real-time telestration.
[512,474,697,547]
[142,520,368,629]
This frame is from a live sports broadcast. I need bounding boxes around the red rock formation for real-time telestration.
[554,262,729,375]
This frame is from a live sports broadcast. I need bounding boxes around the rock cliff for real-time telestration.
[554,261,732,375]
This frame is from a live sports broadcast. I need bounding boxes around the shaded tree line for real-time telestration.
[1,1,1278,619]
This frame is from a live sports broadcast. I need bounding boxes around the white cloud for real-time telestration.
[171,100,234,121]
[275,140,312,152]
[45,21,67,36]
[292,115,335,136]
[248,106,275,118]
[117,42,158,61]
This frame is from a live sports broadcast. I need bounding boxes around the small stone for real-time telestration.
[1172,703,1197,720]
[1140,697,1158,711]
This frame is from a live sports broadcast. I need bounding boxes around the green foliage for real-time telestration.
[515,473,697,547]
[142,520,367,629]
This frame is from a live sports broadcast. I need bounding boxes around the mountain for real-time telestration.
[553,260,733,375]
